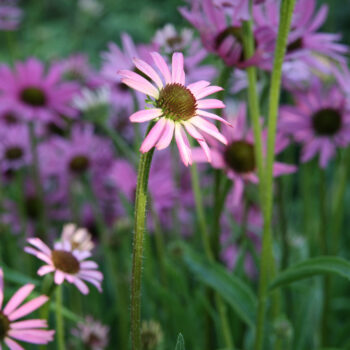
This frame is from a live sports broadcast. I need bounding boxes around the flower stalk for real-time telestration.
[254,1,296,350]
[56,285,65,350]
[131,139,155,350]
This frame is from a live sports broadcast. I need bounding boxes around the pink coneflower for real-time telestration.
[0,124,31,171]
[25,237,103,295]
[119,51,229,166]
[0,58,78,122]
[253,0,348,70]
[72,316,109,350]
[193,103,296,204]
[0,268,55,349]
[279,79,350,168]
[179,0,263,68]
[0,0,22,31]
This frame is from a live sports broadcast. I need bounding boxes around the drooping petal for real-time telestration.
[37,265,55,276]
[4,337,25,350]
[129,108,163,123]
[183,122,211,162]
[190,116,227,145]
[26,238,51,256]
[54,271,65,285]
[0,268,3,309]
[175,124,192,166]
[156,119,175,150]
[140,118,167,153]
[11,319,48,330]
[197,109,232,126]
[73,278,89,295]
[121,77,159,99]
[194,86,223,100]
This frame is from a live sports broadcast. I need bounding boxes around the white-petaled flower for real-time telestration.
[153,24,193,54]
[61,223,94,252]
[73,87,110,112]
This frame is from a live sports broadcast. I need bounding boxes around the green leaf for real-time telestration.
[177,243,257,327]
[175,333,185,350]
[270,256,350,291]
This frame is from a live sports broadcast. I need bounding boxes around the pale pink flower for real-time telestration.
[25,237,103,295]
[118,51,229,166]
[72,316,109,350]
[0,268,55,349]
[61,223,95,252]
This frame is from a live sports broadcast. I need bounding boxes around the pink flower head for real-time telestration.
[25,237,103,295]
[193,103,296,204]
[179,0,263,67]
[119,51,229,166]
[279,79,350,168]
[0,124,31,171]
[254,0,348,71]
[72,316,109,350]
[0,268,55,349]
[0,0,22,31]
[0,58,79,122]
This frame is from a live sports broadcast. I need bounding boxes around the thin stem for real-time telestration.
[28,122,48,236]
[242,20,265,198]
[190,162,234,350]
[131,145,155,350]
[319,169,330,347]
[56,285,65,350]
[254,1,296,350]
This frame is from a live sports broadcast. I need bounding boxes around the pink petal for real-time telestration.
[150,52,172,84]
[171,52,185,85]
[187,80,210,95]
[140,119,167,153]
[3,284,35,316]
[80,261,99,269]
[156,119,175,150]
[190,116,227,145]
[232,178,244,206]
[8,296,49,321]
[79,276,102,292]
[73,278,89,295]
[183,122,211,162]
[37,265,55,276]
[133,58,163,89]
[11,319,48,329]
[54,271,65,285]
[79,270,103,281]
[26,238,51,256]
[4,337,25,350]
[197,109,232,126]
[121,77,159,99]
[175,124,192,166]
[197,99,225,109]
[194,86,223,100]
[129,108,163,123]
[273,162,297,176]
[8,329,54,344]
[24,248,52,265]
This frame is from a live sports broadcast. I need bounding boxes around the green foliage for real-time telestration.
[175,333,185,350]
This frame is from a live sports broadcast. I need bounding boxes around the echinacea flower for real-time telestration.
[141,320,163,350]
[0,0,22,31]
[0,268,55,349]
[0,124,31,171]
[61,223,95,252]
[253,0,348,70]
[0,58,78,122]
[119,51,229,166]
[180,0,263,68]
[25,237,103,295]
[72,316,109,350]
[193,103,296,204]
[279,79,350,168]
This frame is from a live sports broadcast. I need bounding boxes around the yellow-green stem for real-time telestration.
[56,285,65,350]
[131,146,155,350]
[254,1,296,350]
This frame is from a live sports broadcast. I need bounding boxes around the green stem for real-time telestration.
[56,285,65,350]
[254,1,296,350]
[190,162,234,350]
[319,169,330,347]
[131,146,155,350]
[28,122,48,236]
